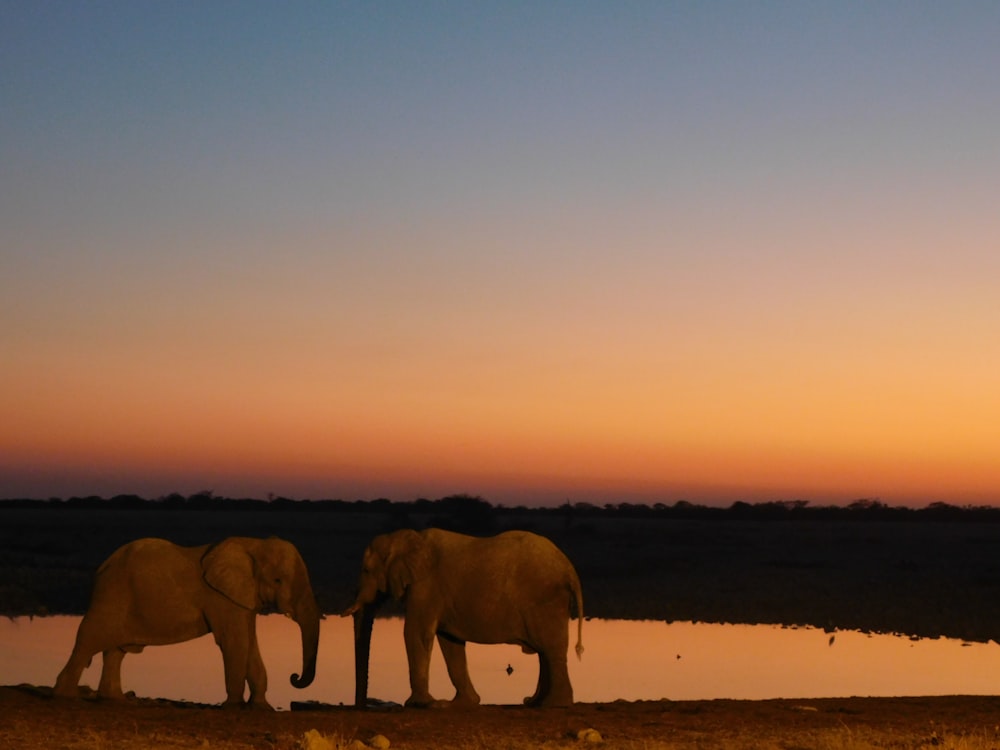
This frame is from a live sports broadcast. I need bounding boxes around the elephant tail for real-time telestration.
[570,572,584,660]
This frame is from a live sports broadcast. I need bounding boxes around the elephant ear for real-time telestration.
[203,538,258,610]
[386,531,431,600]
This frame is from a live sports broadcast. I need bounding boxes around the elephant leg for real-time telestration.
[213,622,251,708]
[538,649,573,707]
[97,648,128,700]
[524,652,550,707]
[402,618,436,707]
[436,635,480,707]
[245,620,272,710]
[523,610,573,708]
[54,645,95,698]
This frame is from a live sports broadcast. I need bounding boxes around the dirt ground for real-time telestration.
[4,685,1000,750]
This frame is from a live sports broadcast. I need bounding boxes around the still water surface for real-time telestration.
[2,616,998,710]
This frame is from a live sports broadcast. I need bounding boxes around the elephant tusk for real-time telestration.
[341,603,360,617]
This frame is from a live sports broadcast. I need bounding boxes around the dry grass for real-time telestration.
[8,686,1000,750]
[11,722,994,750]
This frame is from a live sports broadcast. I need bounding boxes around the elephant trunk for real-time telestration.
[353,601,377,707]
[289,590,321,689]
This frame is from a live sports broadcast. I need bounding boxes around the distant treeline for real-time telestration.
[2,492,1000,522]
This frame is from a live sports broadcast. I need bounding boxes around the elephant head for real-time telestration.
[203,537,320,689]
[343,529,430,706]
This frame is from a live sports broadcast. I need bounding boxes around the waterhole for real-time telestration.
[3,616,997,709]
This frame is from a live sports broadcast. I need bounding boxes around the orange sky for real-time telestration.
[3,4,999,505]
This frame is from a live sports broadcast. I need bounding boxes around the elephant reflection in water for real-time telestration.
[54,536,321,709]
[344,528,584,708]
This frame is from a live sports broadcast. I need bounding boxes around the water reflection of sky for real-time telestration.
[3,616,998,710]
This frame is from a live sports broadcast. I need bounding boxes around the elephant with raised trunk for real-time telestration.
[54,536,320,709]
[344,528,584,708]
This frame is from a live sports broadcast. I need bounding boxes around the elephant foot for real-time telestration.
[52,684,79,699]
[54,670,86,699]
[524,693,572,708]
[98,691,129,702]
[245,699,275,711]
[97,682,128,701]
[448,693,481,709]
[404,693,437,709]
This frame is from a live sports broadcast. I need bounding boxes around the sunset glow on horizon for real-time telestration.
[3,3,999,506]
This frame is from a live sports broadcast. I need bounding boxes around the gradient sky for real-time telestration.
[3,2,999,506]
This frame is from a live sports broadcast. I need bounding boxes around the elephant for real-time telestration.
[53,536,320,709]
[343,528,584,708]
